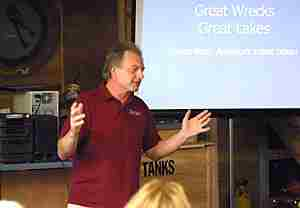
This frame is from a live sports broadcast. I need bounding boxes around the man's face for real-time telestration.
[113,51,145,92]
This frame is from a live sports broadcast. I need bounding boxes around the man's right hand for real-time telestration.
[70,101,85,136]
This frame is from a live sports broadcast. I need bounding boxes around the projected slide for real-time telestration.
[135,0,300,110]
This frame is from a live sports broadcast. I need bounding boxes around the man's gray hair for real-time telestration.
[101,42,143,81]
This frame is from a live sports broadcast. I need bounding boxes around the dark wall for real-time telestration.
[62,0,118,90]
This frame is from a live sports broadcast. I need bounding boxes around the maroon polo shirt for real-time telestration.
[60,83,161,208]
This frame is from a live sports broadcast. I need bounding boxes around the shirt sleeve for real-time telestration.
[142,110,162,152]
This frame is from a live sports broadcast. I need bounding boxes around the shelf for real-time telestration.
[269,149,294,160]
[0,161,72,171]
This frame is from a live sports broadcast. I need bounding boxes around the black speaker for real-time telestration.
[0,113,34,163]
[33,115,58,160]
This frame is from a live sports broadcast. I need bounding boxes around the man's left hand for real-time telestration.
[181,110,211,139]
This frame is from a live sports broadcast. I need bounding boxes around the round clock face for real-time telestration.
[0,0,45,64]
[0,0,60,78]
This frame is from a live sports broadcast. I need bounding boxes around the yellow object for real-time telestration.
[235,191,251,208]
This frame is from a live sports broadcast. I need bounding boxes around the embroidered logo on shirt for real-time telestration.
[128,109,141,116]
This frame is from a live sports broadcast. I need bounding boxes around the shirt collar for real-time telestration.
[96,82,113,102]
[96,82,134,106]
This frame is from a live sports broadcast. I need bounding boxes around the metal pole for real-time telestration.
[229,118,235,208]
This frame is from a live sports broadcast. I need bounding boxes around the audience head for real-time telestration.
[0,200,23,208]
[126,179,191,208]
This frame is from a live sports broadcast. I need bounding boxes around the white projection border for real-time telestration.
[135,0,300,112]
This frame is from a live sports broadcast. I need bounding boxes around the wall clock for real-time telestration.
[0,0,61,79]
